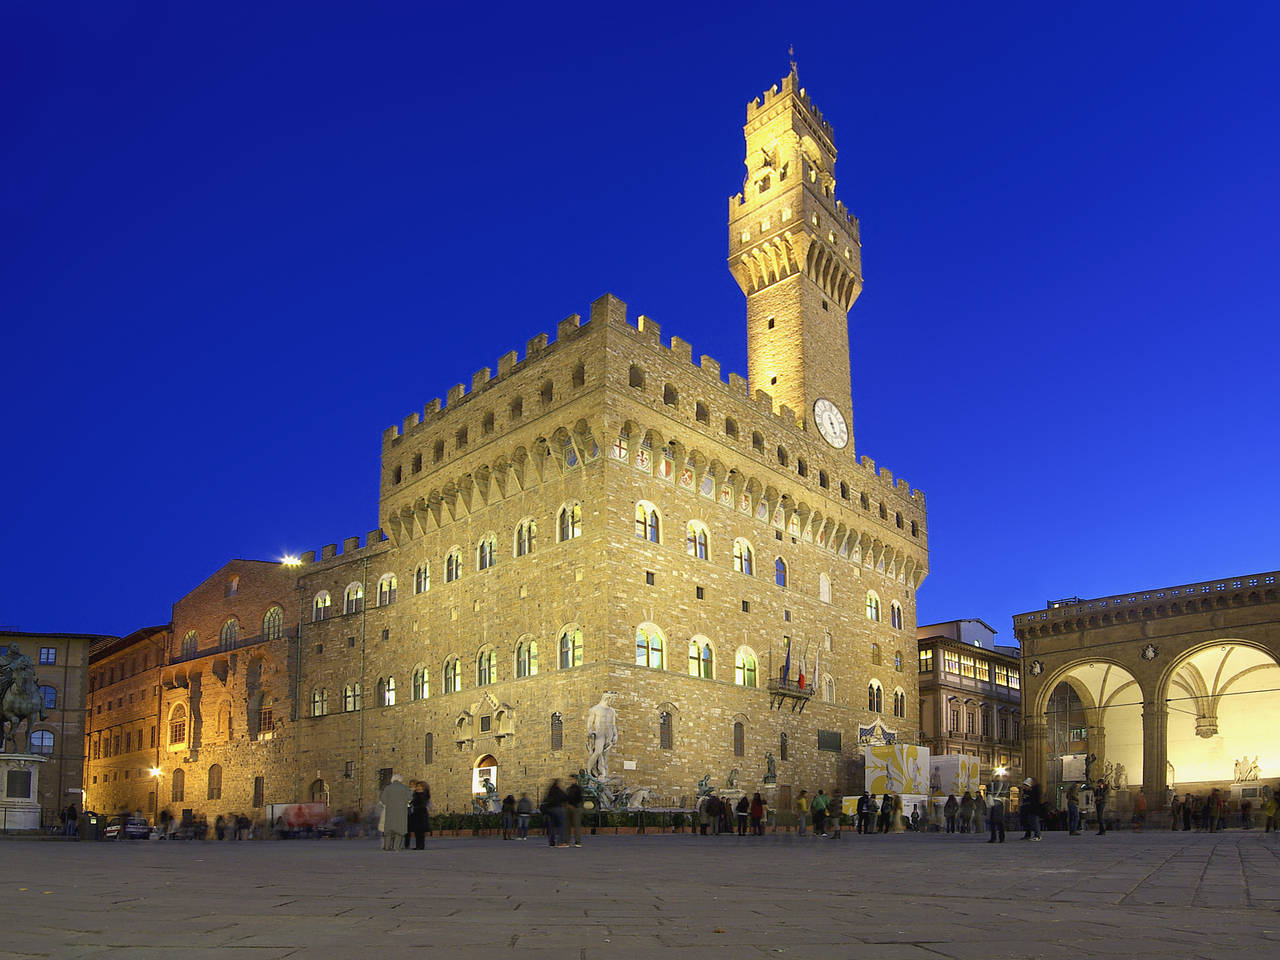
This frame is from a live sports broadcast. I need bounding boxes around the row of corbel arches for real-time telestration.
[384,414,925,591]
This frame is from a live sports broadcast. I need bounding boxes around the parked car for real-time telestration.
[103,816,151,840]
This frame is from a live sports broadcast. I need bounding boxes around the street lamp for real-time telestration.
[149,768,162,820]
[281,555,301,567]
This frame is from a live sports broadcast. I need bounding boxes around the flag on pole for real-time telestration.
[813,644,820,697]
[782,637,792,684]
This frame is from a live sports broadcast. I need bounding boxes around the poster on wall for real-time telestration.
[865,744,930,795]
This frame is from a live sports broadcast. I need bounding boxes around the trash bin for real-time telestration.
[80,813,100,841]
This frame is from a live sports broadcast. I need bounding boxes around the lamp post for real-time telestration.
[149,767,162,824]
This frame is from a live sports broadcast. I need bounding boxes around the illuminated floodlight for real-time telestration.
[994,766,1008,777]
[148,767,163,778]
[281,554,302,566]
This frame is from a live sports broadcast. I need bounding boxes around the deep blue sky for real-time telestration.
[4,2,1278,640]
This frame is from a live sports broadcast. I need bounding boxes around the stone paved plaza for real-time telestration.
[1,829,1278,959]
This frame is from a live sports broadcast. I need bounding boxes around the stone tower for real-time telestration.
[729,66,863,449]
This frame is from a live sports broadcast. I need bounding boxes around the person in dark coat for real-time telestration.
[1095,778,1110,835]
[542,779,567,847]
[407,781,430,850]
[987,794,1006,843]
[944,794,958,834]
[749,793,765,836]
[856,792,871,834]
[565,774,585,847]
[1021,778,1043,840]
[735,794,750,835]
[501,794,516,840]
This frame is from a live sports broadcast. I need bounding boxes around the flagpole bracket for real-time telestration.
[767,679,815,713]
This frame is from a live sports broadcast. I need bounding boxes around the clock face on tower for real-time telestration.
[813,398,849,449]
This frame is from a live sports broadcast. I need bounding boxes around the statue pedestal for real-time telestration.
[0,754,48,833]
[1229,781,1262,802]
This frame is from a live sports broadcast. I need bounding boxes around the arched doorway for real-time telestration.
[472,754,498,796]
[1038,661,1144,813]
[1162,640,1280,795]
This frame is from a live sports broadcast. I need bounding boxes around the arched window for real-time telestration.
[818,469,828,488]
[823,675,835,703]
[686,521,709,559]
[819,573,832,604]
[477,536,496,571]
[688,638,713,678]
[342,683,360,712]
[38,685,56,710]
[313,592,332,622]
[219,618,239,651]
[516,639,538,678]
[635,502,661,543]
[871,642,882,665]
[735,647,758,688]
[312,688,328,716]
[509,397,523,421]
[180,629,198,657]
[344,582,364,615]
[515,519,537,557]
[629,364,645,389]
[572,363,586,388]
[894,651,903,672]
[169,704,187,745]
[377,676,396,707]
[733,721,745,757]
[376,574,397,606]
[776,446,788,467]
[752,431,765,452]
[890,602,904,630]
[310,778,327,803]
[663,383,678,407]
[558,502,582,541]
[30,730,53,755]
[659,711,673,750]
[443,658,461,693]
[893,689,906,718]
[207,764,223,800]
[895,511,904,529]
[797,458,808,477]
[733,538,754,576]
[775,557,787,587]
[412,666,429,700]
[414,562,430,594]
[865,591,881,622]
[725,417,738,439]
[558,626,583,668]
[477,649,495,686]
[445,548,462,583]
[171,768,185,803]
[695,400,709,423]
[540,380,554,406]
[262,605,283,641]
[868,681,883,713]
[635,624,665,669]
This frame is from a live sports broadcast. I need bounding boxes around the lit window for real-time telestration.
[688,638,713,679]
[515,519,537,557]
[443,658,461,694]
[919,649,934,672]
[219,618,238,651]
[39,685,56,710]
[477,536,497,571]
[558,626,583,668]
[516,639,539,678]
[893,689,906,718]
[733,539,754,576]
[558,503,582,541]
[378,676,396,706]
[311,688,328,716]
[169,704,187,745]
[262,605,284,641]
[39,647,57,666]
[445,549,462,583]
[686,522,709,559]
[414,562,430,594]
[412,666,429,700]
[343,583,364,615]
[775,557,787,587]
[635,624,665,669]
[781,207,791,222]
[865,591,881,622]
[181,630,198,657]
[477,649,495,686]
[735,647,758,688]
[741,229,750,242]
[635,502,661,543]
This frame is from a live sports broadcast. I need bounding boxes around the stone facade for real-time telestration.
[1014,571,1280,811]
[80,69,933,821]
[1,630,95,825]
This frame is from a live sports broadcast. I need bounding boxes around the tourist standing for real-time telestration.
[1066,784,1081,835]
[811,789,830,837]
[944,794,958,834]
[1095,779,1109,835]
[1182,794,1193,831]
[856,792,871,835]
[795,790,810,836]
[1021,778,1042,841]
[735,794,750,836]
[542,778,567,847]
[974,791,987,834]
[565,774,584,847]
[408,781,430,850]
[959,792,974,834]
[987,794,1006,843]
[501,794,516,840]
[1133,791,1147,831]
[749,793,765,836]
[1261,791,1278,832]
[515,792,532,840]
[378,775,411,851]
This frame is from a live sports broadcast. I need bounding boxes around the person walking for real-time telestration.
[565,774,585,847]
[795,790,810,836]
[943,794,958,834]
[1262,791,1278,833]
[974,791,988,835]
[1094,779,1109,835]
[408,781,430,850]
[811,789,830,838]
[959,792,974,834]
[501,794,516,840]
[735,794,750,836]
[987,794,1006,843]
[542,778,567,847]
[749,793,765,836]
[1066,784,1081,835]
[515,792,533,840]
[378,774,411,851]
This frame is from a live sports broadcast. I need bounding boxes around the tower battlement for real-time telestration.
[746,68,835,145]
